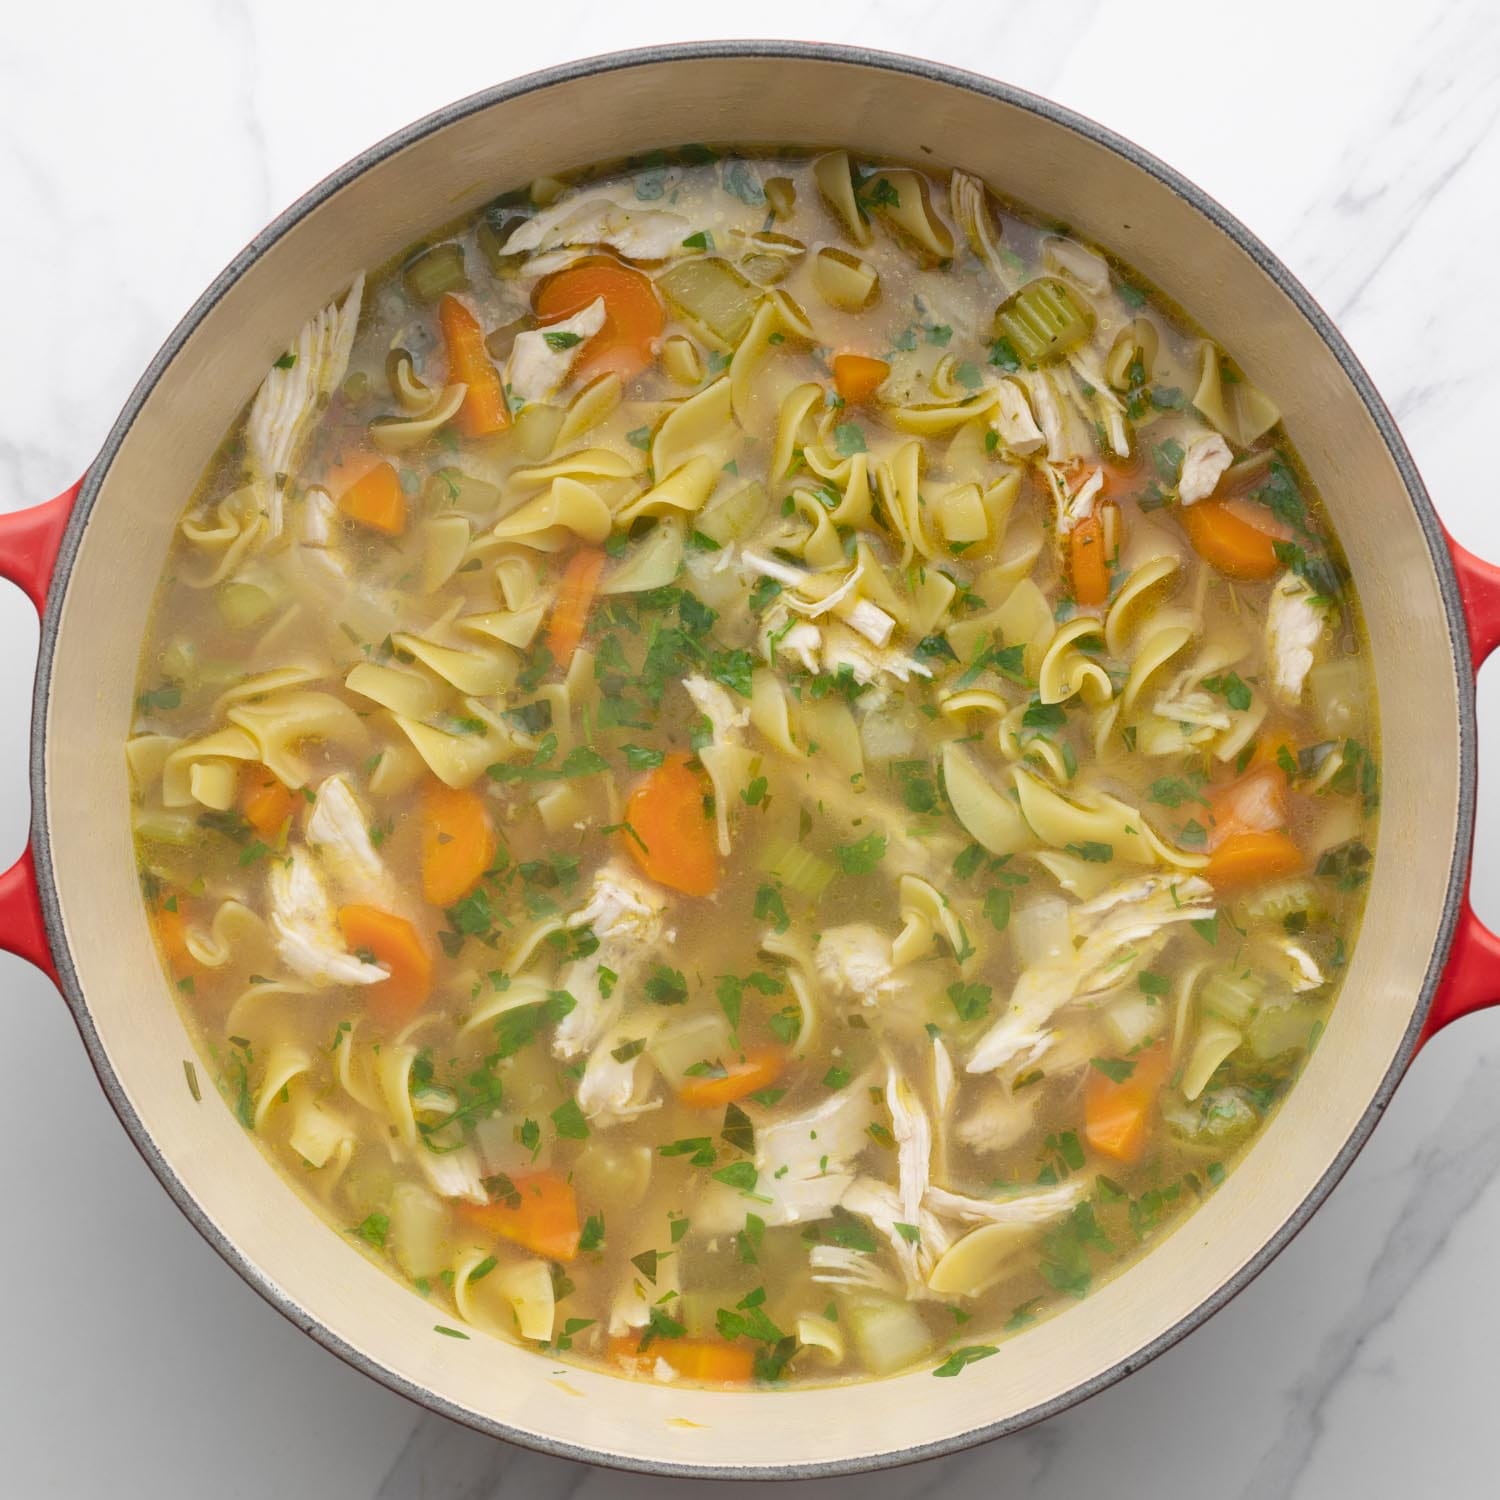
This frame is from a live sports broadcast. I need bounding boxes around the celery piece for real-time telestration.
[845,1298,935,1375]
[403,242,468,304]
[216,579,278,631]
[758,836,836,898]
[1200,967,1263,1026]
[993,277,1095,365]
[133,810,198,846]
[657,258,759,345]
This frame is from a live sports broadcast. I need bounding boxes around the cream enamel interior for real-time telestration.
[39,53,1460,1474]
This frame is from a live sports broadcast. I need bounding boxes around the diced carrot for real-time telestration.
[621,752,717,897]
[677,1045,786,1109]
[660,1341,756,1383]
[544,546,607,669]
[1204,830,1304,893]
[439,294,511,438]
[336,905,433,1027]
[239,763,299,840]
[420,780,495,908]
[1069,513,1111,607]
[337,460,406,536]
[457,1171,581,1262]
[1180,498,1282,580]
[153,898,199,979]
[608,1335,755,1384]
[1206,765,1288,850]
[533,256,664,381]
[831,353,890,404]
[1085,1045,1170,1164]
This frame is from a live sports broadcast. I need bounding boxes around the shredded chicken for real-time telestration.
[814,926,900,1005]
[1177,433,1234,505]
[924,1178,1084,1227]
[694,1081,876,1233]
[956,1088,1039,1154]
[967,875,1217,1076]
[306,774,394,907]
[839,1178,951,1295]
[504,196,690,262]
[506,296,606,405]
[554,861,668,1059]
[993,379,1044,455]
[576,1032,662,1125]
[412,1143,487,1204]
[1266,571,1324,705]
[268,847,386,987]
[682,674,750,742]
[247,274,363,538]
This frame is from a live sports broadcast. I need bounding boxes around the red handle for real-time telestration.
[1421,528,1500,1042]
[0,478,83,984]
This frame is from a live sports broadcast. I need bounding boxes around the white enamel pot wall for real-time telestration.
[3,42,1499,1481]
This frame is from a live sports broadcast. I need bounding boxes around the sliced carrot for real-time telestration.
[832,353,890,404]
[1206,765,1288,850]
[1204,830,1304,893]
[337,460,406,536]
[1085,1045,1170,1164]
[1180,499,1282,580]
[153,898,199,979]
[439,293,511,438]
[533,256,664,381]
[1069,514,1111,607]
[420,780,495,908]
[239,763,299,840]
[457,1171,581,1262]
[544,546,607,669]
[621,752,717,897]
[336,905,433,1027]
[677,1045,786,1109]
[608,1335,754,1384]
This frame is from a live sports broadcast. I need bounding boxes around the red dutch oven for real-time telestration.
[1,41,1498,1481]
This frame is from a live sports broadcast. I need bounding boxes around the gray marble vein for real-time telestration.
[2,3,1499,1498]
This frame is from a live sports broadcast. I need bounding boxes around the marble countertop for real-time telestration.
[3,2,1500,1496]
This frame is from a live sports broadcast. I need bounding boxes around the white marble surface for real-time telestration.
[2,1,1499,1495]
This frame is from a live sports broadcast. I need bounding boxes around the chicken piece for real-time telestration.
[838,1177,951,1296]
[814,925,900,1005]
[504,197,690,262]
[924,1178,1084,1228]
[966,875,1216,1076]
[412,1143,488,1205]
[306,774,394,907]
[1266,571,1325,705]
[992,379,1044,455]
[1177,433,1234,506]
[820,620,932,687]
[956,1087,1039,1154]
[505,296,606,405]
[553,861,668,1059]
[1053,465,1105,538]
[576,1031,662,1125]
[300,486,336,547]
[268,847,386,988]
[247,273,364,538]
[682,674,750,742]
[694,1081,876,1233]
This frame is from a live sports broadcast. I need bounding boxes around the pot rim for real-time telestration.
[28,39,1475,1481]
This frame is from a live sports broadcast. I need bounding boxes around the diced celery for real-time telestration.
[424,467,502,518]
[512,402,565,462]
[216,578,279,631]
[1234,877,1323,929]
[994,277,1094,365]
[477,212,530,273]
[1200,967,1264,1026]
[133,809,198,845]
[657,257,759,345]
[845,1298,936,1375]
[573,1141,652,1204]
[764,176,796,219]
[758,835,836,898]
[1247,1002,1320,1061]
[403,242,468,304]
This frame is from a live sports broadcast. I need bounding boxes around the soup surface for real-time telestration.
[129,148,1377,1388]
